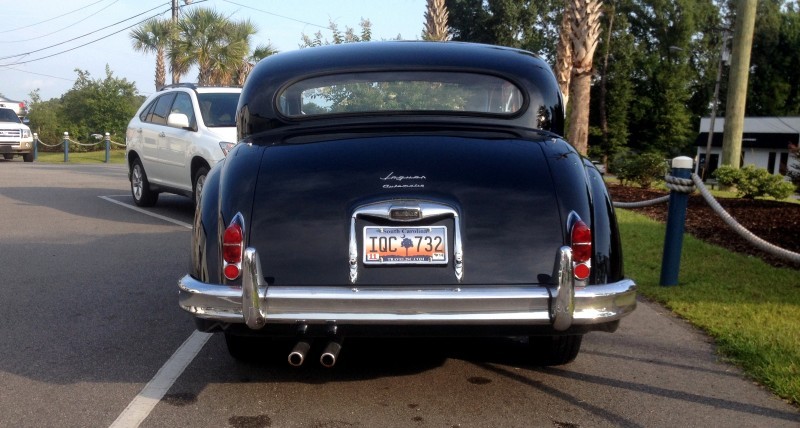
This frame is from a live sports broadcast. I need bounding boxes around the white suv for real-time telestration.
[125,84,241,206]
[0,108,34,162]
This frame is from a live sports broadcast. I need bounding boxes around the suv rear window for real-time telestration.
[278,72,524,117]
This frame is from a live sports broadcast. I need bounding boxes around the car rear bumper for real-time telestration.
[178,247,636,332]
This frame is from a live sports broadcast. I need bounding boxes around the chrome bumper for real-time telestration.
[178,247,636,331]
[0,140,33,153]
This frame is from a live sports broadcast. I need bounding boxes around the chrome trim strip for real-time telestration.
[348,200,464,283]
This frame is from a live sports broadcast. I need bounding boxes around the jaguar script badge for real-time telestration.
[380,172,426,189]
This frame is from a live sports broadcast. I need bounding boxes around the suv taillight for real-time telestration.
[571,221,591,281]
[223,222,243,280]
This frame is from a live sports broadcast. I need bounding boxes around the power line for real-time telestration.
[0,3,170,62]
[0,7,171,67]
[0,0,111,34]
[0,65,75,82]
[0,1,120,44]
[222,0,327,29]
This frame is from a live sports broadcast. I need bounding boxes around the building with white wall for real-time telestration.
[695,117,800,177]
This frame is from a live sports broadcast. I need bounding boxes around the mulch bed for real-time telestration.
[608,183,800,270]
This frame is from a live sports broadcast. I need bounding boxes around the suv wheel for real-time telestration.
[131,159,159,207]
[22,153,34,162]
[193,166,209,205]
[3,154,13,160]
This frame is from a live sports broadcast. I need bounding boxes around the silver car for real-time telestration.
[125,84,241,206]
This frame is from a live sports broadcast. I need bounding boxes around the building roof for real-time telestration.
[699,117,800,134]
[696,117,800,149]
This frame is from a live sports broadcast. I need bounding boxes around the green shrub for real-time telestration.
[713,165,795,199]
[612,151,668,188]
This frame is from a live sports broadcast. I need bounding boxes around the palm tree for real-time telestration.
[235,43,279,86]
[565,0,603,155]
[171,8,230,85]
[172,8,260,86]
[422,0,451,41]
[130,19,172,89]
[219,19,258,86]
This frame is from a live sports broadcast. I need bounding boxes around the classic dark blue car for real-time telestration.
[178,41,636,367]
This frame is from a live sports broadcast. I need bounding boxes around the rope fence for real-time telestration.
[613,165,800,270]
[32,132,125,163]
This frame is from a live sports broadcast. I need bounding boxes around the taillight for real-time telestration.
[223,222,243,280]
[571,221,591,281]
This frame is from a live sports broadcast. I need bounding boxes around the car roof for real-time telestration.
[195,87,241,94]
[238,41,564,139]
[157,83,241,94]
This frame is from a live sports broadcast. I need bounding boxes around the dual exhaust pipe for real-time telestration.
[288,340,342,368]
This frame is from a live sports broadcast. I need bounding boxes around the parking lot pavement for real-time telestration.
[0,162,797,427]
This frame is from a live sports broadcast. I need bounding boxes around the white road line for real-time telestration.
[99,196,193,229]
[109,331,212,428]
[100,195,205,427]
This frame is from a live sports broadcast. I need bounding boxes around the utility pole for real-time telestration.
[702,30,729,180]
[170,1,191,85]
[171,0,179,85]
[721,0,757,169]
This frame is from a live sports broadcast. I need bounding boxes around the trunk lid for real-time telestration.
[248,134,565,286]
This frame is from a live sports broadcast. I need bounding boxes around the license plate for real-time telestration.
[363,226,448,265]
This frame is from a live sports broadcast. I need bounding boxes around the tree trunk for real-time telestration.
[555,5,573,107]
[566,0,602,155]
[567,71,592,155]
[599,6,614,150]
[155,47,166,90]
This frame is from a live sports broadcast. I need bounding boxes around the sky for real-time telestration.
[0,0,427,103]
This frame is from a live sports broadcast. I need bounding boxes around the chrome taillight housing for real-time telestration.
[571,220,592,281]
[222,214,245,280]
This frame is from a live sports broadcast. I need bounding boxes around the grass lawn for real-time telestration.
[618,209,800,406]
[35,149,126,164]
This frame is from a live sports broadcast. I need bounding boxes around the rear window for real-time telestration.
[278,72,524,117]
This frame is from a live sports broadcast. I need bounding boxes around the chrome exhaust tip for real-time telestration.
[320,341,342,368]
[288,341,311,367]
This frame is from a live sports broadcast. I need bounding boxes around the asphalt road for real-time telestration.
[0,160,797,428]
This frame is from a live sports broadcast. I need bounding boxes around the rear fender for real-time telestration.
[540,140,593,251]
[192,158,221,282]
[584,159,624,283]
[191,142,264,284]
[216,142,265,283]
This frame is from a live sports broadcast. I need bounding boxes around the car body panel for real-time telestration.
[245,134,564,286]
